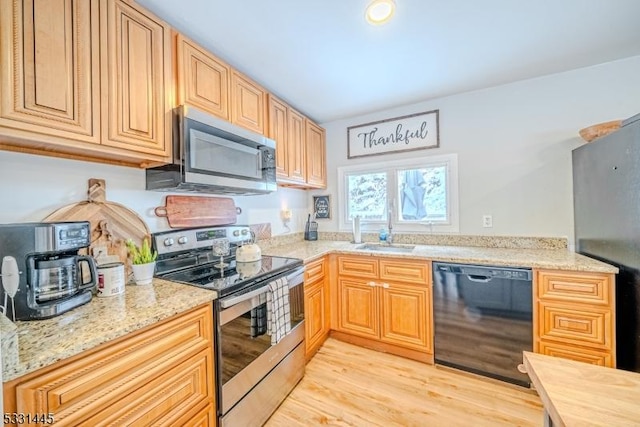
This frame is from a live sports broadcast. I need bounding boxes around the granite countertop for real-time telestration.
[263,240,618,273]
[1,278,216,382]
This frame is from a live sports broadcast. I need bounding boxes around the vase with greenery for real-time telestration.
[125,238,158,285]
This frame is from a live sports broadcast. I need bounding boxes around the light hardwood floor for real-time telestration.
[266,338,543,426]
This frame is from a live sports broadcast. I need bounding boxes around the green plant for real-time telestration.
[125,238,157,265]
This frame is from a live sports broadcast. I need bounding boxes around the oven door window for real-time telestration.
[219,295,273,386]
[189,128,262,180]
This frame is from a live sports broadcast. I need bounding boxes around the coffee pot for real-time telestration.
[0,222,97,321]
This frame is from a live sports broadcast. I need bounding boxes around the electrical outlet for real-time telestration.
[482,215,493,228]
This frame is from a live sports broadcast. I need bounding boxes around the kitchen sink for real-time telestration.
[356,243,416,253]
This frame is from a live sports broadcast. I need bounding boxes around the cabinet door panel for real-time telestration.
[177,35,230,120]
[231,71,265,134]
[0,0,100,142]
[305,280,329,358]
[337,278,378,338]
[380,283,431,351]
[268,95,288,177]
[536,340,612,367]
[380,259,430,285]
[537,270,611,306]
[338,256,378,279]
[305,119,326,188]
[12,305,214,425]
[305,257,326,284]
[538,302,611,350]
[102,0,171,156]
[288,109,306,182]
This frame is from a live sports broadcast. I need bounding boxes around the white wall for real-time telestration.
[317,55,640,244]
[0,151,309,235]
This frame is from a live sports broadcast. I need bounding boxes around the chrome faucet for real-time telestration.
[386,203,394,245]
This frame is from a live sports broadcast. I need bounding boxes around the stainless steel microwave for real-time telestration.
[146,105,277,195]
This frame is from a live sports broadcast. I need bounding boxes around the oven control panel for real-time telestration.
[152,225,251,256]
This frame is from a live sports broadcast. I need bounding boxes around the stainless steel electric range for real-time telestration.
[152,225,305,427]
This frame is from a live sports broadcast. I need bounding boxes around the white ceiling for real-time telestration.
[137,0,640,123]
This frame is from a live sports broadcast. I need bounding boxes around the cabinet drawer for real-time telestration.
[537,340,613,367]
[305,257,326,284]
[379,259,429,285]
[538,302,612,350]
[537,270,611,306]
[338,256,378,279]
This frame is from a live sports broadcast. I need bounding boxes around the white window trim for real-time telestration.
[337,153,459,234]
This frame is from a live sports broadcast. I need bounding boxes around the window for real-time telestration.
[338,153,458,233]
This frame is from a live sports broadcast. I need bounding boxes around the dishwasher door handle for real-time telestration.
[466,274,492,283]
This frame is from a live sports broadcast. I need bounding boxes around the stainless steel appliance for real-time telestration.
[573,112,640,372]
[146,105,277,195]
[0,222,97,321]
[152,225,305,426]
[433,262,533,386]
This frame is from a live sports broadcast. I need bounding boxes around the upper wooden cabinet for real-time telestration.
[268,95,306,184]
[101,0,172,157]
[305,119,327,188]
[0,0,100,143]
[231,70,266,134]
[175,33,230,120]
[0,0,173,166]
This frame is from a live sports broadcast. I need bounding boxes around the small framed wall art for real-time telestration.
[347,109,439,159]
[313,195,331,219]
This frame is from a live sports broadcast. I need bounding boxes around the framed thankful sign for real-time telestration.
[347,110,439,159]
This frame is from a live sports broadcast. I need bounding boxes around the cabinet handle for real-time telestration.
[369,281,377,287]
[382,283,389,288]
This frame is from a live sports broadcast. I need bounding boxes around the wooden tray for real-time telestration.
[43,179,151,278]
[154,195,238,228]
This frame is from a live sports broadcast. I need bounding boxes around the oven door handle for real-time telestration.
[220,285,269,309]
[219,265,305,309]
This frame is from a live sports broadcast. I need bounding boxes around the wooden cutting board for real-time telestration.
[154,195,238,228]
[43,179,151,278]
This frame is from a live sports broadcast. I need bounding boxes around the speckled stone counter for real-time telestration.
[263,240,618,273]
[1,278,215,382]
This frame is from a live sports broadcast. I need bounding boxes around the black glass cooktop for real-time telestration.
[157,255,302,297]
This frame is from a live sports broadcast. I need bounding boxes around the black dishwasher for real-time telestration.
[432,262,532,386]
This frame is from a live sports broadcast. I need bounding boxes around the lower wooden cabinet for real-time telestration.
[3,304,216,426]
[534,269,616,367]
[304,257,330,360]
[334,255,433,362]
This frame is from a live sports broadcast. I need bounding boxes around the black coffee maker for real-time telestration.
[0,221,97,321]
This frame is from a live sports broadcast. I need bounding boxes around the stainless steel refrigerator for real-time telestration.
[573,113,640,372]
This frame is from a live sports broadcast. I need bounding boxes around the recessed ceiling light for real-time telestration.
[366,0,396,25]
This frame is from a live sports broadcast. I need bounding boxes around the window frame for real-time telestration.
[337,153,459,233]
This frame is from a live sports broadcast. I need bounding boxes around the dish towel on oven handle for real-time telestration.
[266,277,291,345]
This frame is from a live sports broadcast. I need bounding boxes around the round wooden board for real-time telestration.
[43,179,151,279]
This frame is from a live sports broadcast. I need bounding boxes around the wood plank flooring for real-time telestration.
[266,338,543,426]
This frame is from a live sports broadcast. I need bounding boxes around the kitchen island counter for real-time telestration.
[1,278,215,381]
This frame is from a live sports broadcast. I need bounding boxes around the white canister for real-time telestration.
[97,262,126,297]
